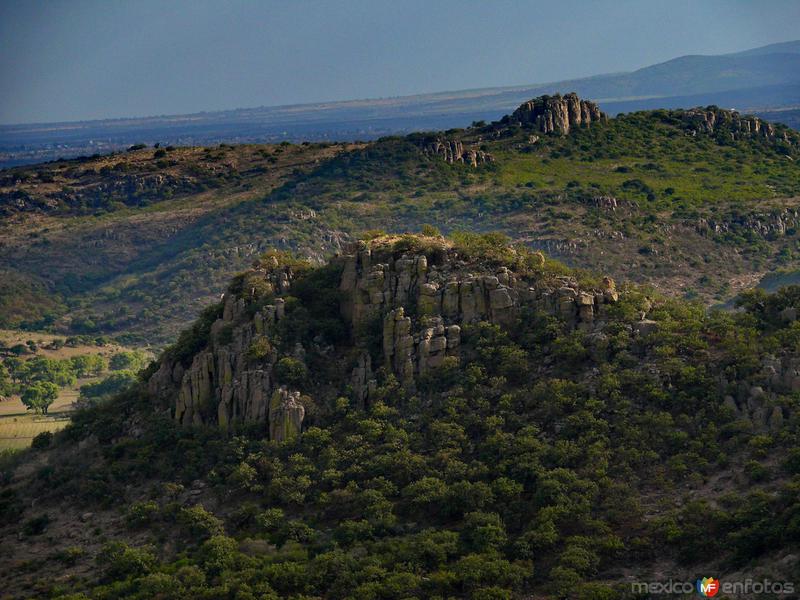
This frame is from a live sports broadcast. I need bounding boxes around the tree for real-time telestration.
[0,362,13,397]
[79,371,137,402]
[21,382,59,414]
[109,351,149,372]
[275,357,308,387]
[70,354,108,377]
[17,357,76,387]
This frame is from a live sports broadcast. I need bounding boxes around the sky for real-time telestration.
[1,0,799,125]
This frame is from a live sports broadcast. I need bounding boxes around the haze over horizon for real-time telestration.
[1,0,799,125]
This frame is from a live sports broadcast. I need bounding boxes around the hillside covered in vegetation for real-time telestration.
[1,94,799,346]
[2,233,800,598]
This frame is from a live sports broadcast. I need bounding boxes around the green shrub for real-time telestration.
[31,430,53,449]
[275,357,308,386]
[126,500,160,528]
[100,541,156,579]
[177,505,225,539]
[22,514,50,536]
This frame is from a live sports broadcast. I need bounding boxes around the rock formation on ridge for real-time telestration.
[505,92,606,134]
[148,235,623,430]
[680,107,795,143]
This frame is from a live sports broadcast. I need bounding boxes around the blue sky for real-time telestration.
[1,0,798,124]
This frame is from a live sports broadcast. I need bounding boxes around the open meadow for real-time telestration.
[0,329,148,450]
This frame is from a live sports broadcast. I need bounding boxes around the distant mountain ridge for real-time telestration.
[730,39,800,56]
[1,40,799,167]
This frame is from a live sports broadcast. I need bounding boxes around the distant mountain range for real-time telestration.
[1,40,799,168]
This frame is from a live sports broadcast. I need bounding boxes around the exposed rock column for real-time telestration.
[269,387,305,442]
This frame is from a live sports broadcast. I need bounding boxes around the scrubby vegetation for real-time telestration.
[491,108,800,207]
[3,237,800,598]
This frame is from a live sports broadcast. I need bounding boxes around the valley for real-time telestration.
[2,96,799,349]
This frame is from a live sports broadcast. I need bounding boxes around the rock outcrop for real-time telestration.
[1,173,203,216]
[148,264,305,439]
[269,387,305,442]
[150,235,624,427]
[681,107,795,144]
[505,93,606,134]
[696,208,800,240]
[336,238,619,395]
[421,139,493,167]
[147,233,800,440]
[715,353,800,433]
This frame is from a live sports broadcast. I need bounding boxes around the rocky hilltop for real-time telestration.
[503,92,606,134]
[415,93,605,167]
[148,235,621,438]
[8,233,800,599]
[148,233,800,445]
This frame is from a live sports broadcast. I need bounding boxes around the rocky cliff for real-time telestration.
[148,235,622,435]
[337,238,618,401]
[147,262,302,440]
[505,92,606,134]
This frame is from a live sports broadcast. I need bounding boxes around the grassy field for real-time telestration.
[0,388,76,450]
[0,329,145,450]
[0,329,127,360]
[0,413,71,450]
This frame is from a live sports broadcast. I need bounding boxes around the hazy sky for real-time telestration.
[1,0,798,124]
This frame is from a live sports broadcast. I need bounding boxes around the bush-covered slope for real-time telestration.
[2,234,800,599]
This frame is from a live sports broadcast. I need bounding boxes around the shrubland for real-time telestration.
[2,234,799,598]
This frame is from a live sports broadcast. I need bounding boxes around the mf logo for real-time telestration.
[696,577,720,597]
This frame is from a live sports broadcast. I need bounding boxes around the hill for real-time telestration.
[2,233,800,598]
[2,94,800,347]
[2,40,799,167]
[731,40,800,57]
